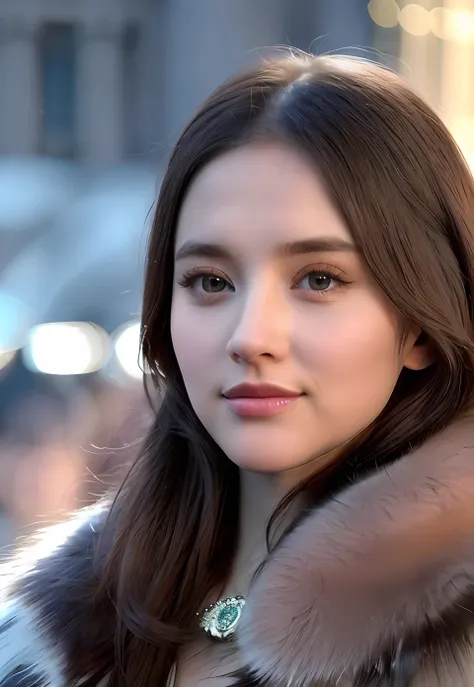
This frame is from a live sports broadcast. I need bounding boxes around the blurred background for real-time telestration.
[0,0,472,549]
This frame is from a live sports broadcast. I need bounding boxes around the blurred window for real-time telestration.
[39,23,77,158]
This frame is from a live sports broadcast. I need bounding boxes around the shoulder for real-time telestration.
[0,503,110,687]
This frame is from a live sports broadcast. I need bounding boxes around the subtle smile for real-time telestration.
[222,383,303,418]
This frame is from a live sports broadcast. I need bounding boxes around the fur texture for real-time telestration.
[238,415,474,686]
[0,506,110,687]
[2,419,474,686]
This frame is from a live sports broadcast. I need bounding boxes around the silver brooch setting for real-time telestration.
[199,596,246,640]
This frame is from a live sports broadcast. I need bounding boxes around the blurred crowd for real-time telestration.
[0,359,153,549]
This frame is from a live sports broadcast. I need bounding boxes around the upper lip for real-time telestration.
[222,383,302,399]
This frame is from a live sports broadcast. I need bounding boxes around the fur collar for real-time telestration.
[238,414,474,685]
[2,416,474,686]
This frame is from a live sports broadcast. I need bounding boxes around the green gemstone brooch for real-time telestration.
[199,596,246,640]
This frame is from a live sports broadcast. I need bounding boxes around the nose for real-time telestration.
[226,281,291,365]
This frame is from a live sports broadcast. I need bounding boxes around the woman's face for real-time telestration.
[171,142,426,479]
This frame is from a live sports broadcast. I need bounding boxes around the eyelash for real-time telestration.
[177,265,351,299]
[292,264,351,296]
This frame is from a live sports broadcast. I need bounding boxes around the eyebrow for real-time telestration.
[175,237,357,261]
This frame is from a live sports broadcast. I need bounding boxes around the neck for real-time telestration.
[225,469,304,598]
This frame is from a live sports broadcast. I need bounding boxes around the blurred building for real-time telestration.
[0,0,473,545]
[0,0,373,350]
[0,1,374,545]
[0,0,372,164]
[0,0,473,360]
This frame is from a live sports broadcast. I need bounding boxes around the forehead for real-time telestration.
[175,142,352,251]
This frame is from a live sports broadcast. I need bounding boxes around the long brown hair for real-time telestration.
[76,50,474,685]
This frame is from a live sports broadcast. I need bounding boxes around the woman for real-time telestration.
[1,50,474,687]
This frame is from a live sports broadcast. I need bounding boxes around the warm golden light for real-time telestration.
[430,7,474,43]
[369,1,474,43]
[367,0,400,28]
[450,117,474,170]
[430,7,449,40]
[449,9,474,44]
[399,4,430,36]
[465,154,474,173]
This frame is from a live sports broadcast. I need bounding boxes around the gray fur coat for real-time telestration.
[2,416,474,686]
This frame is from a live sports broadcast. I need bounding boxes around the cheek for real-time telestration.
[298,300,402,388]
[296,301,403,438]
[170,298,221,396]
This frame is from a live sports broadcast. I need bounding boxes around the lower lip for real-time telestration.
[224,396,300,417]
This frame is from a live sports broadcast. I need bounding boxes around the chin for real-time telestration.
[224,447,314,474]
[206,421,336,475]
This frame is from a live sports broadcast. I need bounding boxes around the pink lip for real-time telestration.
[222,383,302,418]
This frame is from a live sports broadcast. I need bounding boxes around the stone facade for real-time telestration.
[0,0,372,164]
